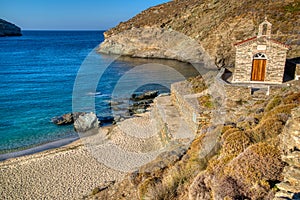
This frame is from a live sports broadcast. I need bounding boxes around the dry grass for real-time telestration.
[141,164,195,200]
[221,130,252,157]
[189,90,298,199]
[188,75,207,94]
[223,139,284,199]
[265,95,282,112]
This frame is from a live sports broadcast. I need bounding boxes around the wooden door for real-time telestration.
[251,59,266,81]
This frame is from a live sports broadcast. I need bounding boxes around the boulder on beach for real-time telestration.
[74,112,100,133]
[52,112,85,125]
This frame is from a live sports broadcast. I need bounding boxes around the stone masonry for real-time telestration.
[274,106,300,199]
[233,18,290,84]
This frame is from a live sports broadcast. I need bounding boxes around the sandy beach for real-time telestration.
[0,127,126,200]
[0,111,165,200]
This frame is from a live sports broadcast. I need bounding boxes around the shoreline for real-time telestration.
[0,123,115,162]
[0,125,125,199]
[0,135,80,162]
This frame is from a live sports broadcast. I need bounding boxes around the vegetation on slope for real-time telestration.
[88,75,299,199]
[104,0,299,68]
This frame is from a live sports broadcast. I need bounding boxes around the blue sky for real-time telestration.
[0,0,170,30]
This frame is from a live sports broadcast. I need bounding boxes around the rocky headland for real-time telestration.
[99,0,299,68]
[0,19,21,37]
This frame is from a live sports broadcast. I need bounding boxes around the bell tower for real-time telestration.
[257,17,272,38]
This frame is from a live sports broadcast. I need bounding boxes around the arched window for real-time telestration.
[253,53,267,59]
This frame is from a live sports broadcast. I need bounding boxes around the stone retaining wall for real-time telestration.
[274,106,300,199]
[216,68,286,102]
[171,81,208,135]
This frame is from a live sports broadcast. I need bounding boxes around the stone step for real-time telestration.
[282,166,300,186]
[274,190,294,199]
[152,95,195,143]
[252,97,266,101]
[273,198,291,200]
[276,182,300,193]
[282,151,300,168]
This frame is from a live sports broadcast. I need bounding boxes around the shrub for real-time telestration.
[138,177,161,200]
[221,127,240,141]
[221,130,252,157]
[252,117,284,142]
[188,75,207,94]
[188,171,211,200]
[263,103,297,120]
[198,95,214,109]
[284,2,300,13]
[212,176,244,199]
[282,91,300,104]
[224,140,284,198]
[143,168,193,200]
[265,95,282,112]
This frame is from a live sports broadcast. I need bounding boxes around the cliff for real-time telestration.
[98,0,300,67]
[0,19,22,37]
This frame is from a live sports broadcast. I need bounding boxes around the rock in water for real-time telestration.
[0,19,22,37]
[131,90,159,101]
[52,112,85,125]
[74,113,100,133]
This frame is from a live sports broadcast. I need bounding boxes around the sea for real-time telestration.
[0,30,199,155]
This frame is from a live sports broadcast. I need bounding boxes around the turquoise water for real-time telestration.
[0,31,199,153]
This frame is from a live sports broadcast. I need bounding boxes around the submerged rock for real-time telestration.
[0,19,22,37]
[74,112,99,133]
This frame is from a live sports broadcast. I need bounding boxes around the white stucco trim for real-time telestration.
[231,80,282,85]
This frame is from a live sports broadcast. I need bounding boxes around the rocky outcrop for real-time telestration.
[0,19,21,37]
[131,90,159,101]
[52,112,85,125]
[275,106,300,200]
[99,27,205,63]
[99,0,300,67]
[74,112,100,133]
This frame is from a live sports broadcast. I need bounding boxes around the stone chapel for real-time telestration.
[232,18,290,84]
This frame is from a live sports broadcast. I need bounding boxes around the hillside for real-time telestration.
[93,0,300,199]
[99,0,299,67]
[86,75,300,199]
[0,19,21,37]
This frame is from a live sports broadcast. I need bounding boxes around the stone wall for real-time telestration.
[296,64,300,80]
[233,37,289,84]
[275,106,300,199]
[171,81,209,135]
